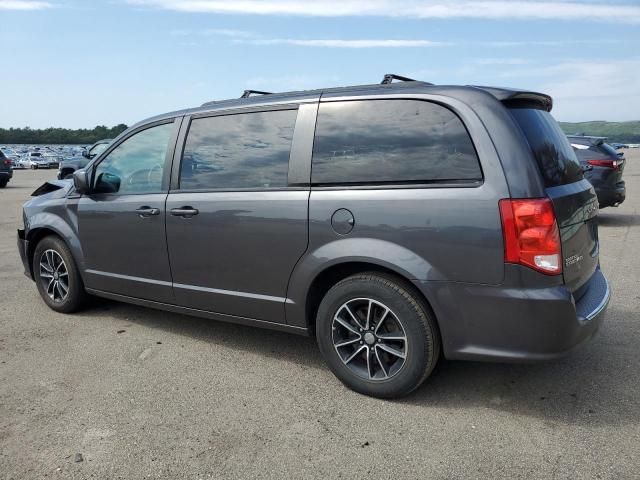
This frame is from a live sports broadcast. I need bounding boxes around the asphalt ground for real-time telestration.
[1,153,639,479]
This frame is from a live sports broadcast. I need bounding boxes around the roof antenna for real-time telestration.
[240,90,272,98]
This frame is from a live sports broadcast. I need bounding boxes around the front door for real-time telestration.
[78,119,179,303]
[165,108,309,322]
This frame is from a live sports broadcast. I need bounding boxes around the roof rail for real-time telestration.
[240,89,272,99]
[381,73,432,85]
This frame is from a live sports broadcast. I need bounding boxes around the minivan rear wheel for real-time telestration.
[33,236,87,313]
[316,273,440,398]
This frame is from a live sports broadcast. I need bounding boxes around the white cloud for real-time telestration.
[171,28,618,49]
[174,28,451,48]
[127,0,640,23]
[171,28,260,38]
[247,38,450,48]
[474,58,530,65]
[0,0,53,9]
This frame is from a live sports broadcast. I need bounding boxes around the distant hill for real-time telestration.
[559,121,640,143]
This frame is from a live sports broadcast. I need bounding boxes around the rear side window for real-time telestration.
[311,100,482,185]
[180,109,297,190]
[509,108,583,187]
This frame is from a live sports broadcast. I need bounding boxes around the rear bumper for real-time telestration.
[0,170,12,180]
[414,267,610,362]
[17,229,31,279]
[596,181,625,207]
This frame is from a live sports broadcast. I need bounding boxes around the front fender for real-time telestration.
[25,209,85,279]
[285,238,442,328]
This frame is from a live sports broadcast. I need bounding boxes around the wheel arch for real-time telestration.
[288,259,440,338]
[26,221,85,281]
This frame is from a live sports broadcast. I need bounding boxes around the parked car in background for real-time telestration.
[0,150,13,187]
[18,76,610,398]
[23,152,49,169]
[58,139,112,179]
[568,135,626,208]
[0,149,21,168]
[42,153,61,169]
[9,153,23,168]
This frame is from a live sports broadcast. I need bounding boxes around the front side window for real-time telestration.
[179,109,297,190]
[311,100,482,185]
[93,122,173,194]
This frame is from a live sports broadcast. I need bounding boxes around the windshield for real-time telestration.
[90,142,109,157]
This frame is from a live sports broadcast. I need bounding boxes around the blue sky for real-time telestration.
[1,0,639,128]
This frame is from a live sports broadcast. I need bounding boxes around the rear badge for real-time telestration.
[565,254,583,267]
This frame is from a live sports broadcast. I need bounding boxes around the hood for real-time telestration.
[31,179,74,198]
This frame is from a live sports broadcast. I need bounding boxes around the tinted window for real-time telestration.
[180,109,297,190]
[311,100,481,185]
[510,108,583,187]
[93,122,173,194]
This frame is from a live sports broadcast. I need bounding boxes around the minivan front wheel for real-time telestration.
[33,236,86,313]
[316,273,440,398]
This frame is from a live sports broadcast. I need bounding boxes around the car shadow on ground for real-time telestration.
[84,299,638,427]
[598,212,640,227]
[84,298,323,370]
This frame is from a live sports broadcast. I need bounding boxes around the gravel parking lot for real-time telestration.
[1,154,639,479]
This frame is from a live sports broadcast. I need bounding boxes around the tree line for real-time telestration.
[0,125,129,145]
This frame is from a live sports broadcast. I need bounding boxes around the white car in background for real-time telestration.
[23,152,50,169]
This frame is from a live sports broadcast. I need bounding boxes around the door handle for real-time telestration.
[170,206,199,218]
[135,206,160,217]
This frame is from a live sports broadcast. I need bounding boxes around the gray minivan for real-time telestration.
[17,76,610,398]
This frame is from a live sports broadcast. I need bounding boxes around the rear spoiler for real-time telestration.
[471,86,553,112]
[567,135,607,146]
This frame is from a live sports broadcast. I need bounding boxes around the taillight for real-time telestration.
[499,198,562,275]
[3,159,11,166]
[587,159,618,169]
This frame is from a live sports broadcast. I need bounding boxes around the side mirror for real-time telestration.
[94,171,120,194]
[73,169,90,194]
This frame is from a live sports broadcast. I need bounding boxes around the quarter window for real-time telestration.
[180,109,297,190]
[93,122,174,194]
[311,100,482,185]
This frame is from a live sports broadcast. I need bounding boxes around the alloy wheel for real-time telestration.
[332,298,408,381]
[39,249,69,303]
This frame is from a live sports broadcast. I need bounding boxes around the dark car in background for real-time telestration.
[0,150,13,188]
[18,76,610,398]
[568,135,626,208]
[57,139,112,179]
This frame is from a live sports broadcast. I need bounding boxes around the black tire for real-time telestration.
[0,179,7,188]
[316,273,440,398]
[32,235,87,313]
